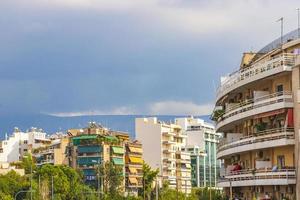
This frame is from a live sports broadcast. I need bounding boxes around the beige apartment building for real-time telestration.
[212,30,300,200]
[135,117,191,193]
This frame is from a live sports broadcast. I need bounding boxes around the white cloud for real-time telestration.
[47,101,214,116]
[48,106,137,117]
[148,101,214,115]
[22,0,300,37]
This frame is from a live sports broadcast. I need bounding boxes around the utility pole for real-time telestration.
[155,178,158,200]
[51,176,54,200]
[143,175,145,200]
[30,164,32,200]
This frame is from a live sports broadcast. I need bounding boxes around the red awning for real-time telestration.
[254,109,285,119]
[287,109,294,127]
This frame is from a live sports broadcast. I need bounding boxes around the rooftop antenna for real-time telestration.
[297,8,300,39]
[277,17,284,48]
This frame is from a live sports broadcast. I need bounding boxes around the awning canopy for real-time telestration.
[254,109,285,119]
[112,157,124,165]
[129,156,143,164]
[111,146,124,154]
[72,135,98,145]
[129,146,143,153]
[129,167,137,174]
[129,177,138,184]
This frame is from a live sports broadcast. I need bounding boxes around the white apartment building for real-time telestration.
[175,117,221,188]
[135,117,191,193]
[0,127,50,163]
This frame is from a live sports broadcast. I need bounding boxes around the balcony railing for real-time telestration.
[218,168,296,186]
[216,91,293,129]
[216,53,294,101]
[217,127,295,152]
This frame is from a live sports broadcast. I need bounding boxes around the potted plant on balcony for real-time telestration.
[211,109,225,122]
[254,122,267,132]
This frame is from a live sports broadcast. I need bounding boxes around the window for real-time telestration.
[276,84,283,93]
[23,140,28,144]
[277,155,285,168]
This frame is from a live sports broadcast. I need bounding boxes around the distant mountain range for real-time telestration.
[0,114,211,140]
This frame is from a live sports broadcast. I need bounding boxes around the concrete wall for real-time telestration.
[135,118,162,169]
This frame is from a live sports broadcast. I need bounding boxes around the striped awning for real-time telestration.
[129,177,138,184]
[129,156,143,164]
[111,146,124,154]
[112,157,124,165]
[254,109,285,119]
[129,146,142,153]
[129,167,137,173]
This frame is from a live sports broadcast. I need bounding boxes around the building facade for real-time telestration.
[175,117,221,188]
[213,31,300,199]
[135,117,191,193]
[67,122,142,195]
[33,137,69,166]
[125,140,143,196]
[0,127,50,163]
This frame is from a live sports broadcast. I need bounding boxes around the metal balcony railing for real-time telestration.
[217,127,295,152]
[216,91,293,123]
[216,53,295,101]
[218,168,296,182]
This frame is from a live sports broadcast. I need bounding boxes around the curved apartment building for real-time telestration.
[213,30,300,200]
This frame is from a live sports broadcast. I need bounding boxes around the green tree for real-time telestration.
[97,161,124,199]
[139,162,159,200]
[0,170,30,199]
[35,164,97,200]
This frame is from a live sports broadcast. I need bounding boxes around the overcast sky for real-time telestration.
[0,0,299,116]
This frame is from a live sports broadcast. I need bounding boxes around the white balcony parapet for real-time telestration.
[217,128,295,158]
[218,168,296,187]
[216,91,293,131]
[216,53,295,102]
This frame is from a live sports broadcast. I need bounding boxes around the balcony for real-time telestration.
[215,91,293,131]
[217,128,295,159]
[218,168,296,187]
[216,53,294,102]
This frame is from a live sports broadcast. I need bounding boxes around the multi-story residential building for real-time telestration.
[135,117,191,193]
[175,117,221,188]
[0,127,50,163]
[0,162,25,176]
[125,140,143,196]
[68,122,142,195]
[212,30,300,200]
[33,137,69,166]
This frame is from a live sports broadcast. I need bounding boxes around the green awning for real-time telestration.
[104,135,119,142]
[112,157,124,165]
[78,145,102,153]
[72,135,98,145]
[111,146,124,154]
[77,157,101,166]
[73,135,98,140]
[83,169,96,176]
